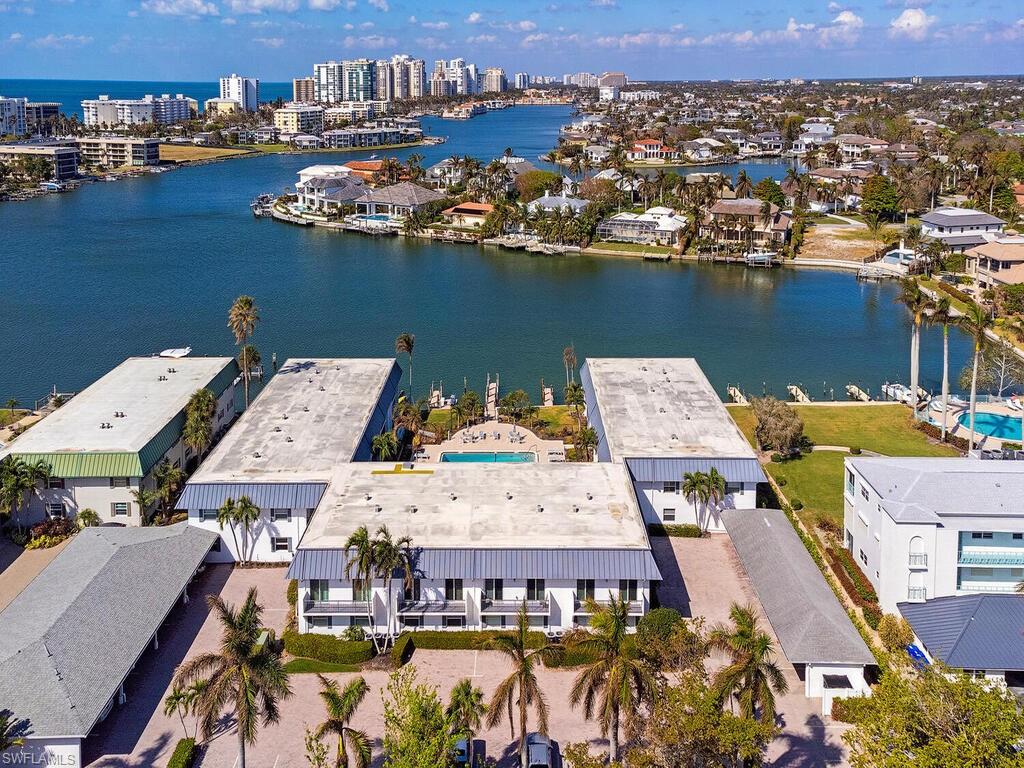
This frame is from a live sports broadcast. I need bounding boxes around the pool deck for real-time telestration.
[940,401,1024,448]
[419,420,568,463]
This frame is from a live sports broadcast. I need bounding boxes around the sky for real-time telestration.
[2,0,1024,82]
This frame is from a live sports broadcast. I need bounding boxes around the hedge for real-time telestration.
[284,658,361,674]
[287,579,298,608]
[827,547,878,604]
[399,630,548,650]
[914,420,969,453]
[647,523,703,538]
[167,738,196,768]
[282,631,375,664]
[934,280,977,307]
[391,633,415,666]
[830,697,854,723]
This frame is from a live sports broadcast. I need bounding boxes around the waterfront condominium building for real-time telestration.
[293,77,316,103]
[344,59,376,102]
[0,355,239,527]
[430,72,453,98]
[445,58,469,95]
[466,63,481,95]
[219,74,259,112]
[843,457,1024,613]
[0,95,28,135]
[483,67,507,93]
[273,103,325,135]
[374,59,394,102]
[26,101,61,134]
[514,72,530,90]
[82,94,190,126]
[314,61,345,104]
[390,55,426,100]
[76,136,161,167]
[599,71,627,88]
[581,358,764,531]
[0,144,79,180]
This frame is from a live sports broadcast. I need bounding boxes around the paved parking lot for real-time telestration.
[0,537,69,611]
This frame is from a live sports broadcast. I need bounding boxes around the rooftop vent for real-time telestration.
[659,407,665,413]
[572,504,580,513]
[282,413,289,419]
[365,493,372,501]
[670,433,678,440]
[408,505,417,514]
[285,436,293,443]
[308,377,313,384]
[253,451,262,459]
[641,366,648,371]
[506,492,513,500]
[274,426,282,432]
[303,406,309,412]
[315,368,320,375]
[319,386,325,392]
[374,505,382,513]
[450,493,457,501]
[157,375,168,382]
[167,367,177,373]
[586,492,593,500]
[536,504,544,513]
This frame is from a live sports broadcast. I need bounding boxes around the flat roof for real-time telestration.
[582,358,756,460]
[922,207,1005,227]
[188,358,399,484]
[300,462,649,551]
[1,356,234,457]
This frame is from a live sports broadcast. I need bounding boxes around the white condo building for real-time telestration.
[0,95,28,135]
[82,94,190,126]
[843,457,1024,613]
[314,61,345,104]
[219,74,259,112]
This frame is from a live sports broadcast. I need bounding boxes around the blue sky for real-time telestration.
[2,0,1023,82]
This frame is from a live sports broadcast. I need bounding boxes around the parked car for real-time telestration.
[526,733,555,768]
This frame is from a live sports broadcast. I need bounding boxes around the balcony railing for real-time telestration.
[481,598,549,614]
[957,550,1024,566]
[575,599,644,615]
[907,587,927,601]
[958,582,1018,593]
[908,553,928,567]
[398,599,467,614]
[304,598,368,615]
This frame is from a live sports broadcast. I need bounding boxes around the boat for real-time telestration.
[881,382,911,403]
[369,153,378,160]
[159,346,192,358]
[744,250,778,267]
[250,193,274,217]
[38,181,68,192]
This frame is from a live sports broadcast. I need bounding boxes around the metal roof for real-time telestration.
[288,547,662,581]
[177,482,328,511]
[0,524,216,739]
[722,509,875,666]
[625,457,765,484]
[898,594,1024,672]
[921,207,1005,228]
[11,452,144,479]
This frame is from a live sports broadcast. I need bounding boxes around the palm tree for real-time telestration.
[708,603,788,723]
[344,525,380,653]
[562,345,577,386]
[5,398,18,416]
[485,605,562,768]
[704,467,726,533]
[395,332,415,394]
[567,596,657,763]
[564,381,585,431]
[315,675,371,768]
[163,680,207,740]
[0,711,25,752]
[928,297,957,441]
[447,678,487,766]
[0,456,50,532]
[217,497,241,559]
[735,169,752,198]
[371,431,398,461]
[682,471,709,528]
[372,525,414,649]
[239,344,261,387]
[961,303,994,450]
[895,280,931,420]
[228,295,260,408]
[131,485,160,525]
[173,588,292,768]
[184,388,217,459]
[574,426,598,462]
[154,459,186,523]
[235,495,261,564]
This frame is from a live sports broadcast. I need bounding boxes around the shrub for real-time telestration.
[935,280,977,307]
[914,420,970,452]
[776,477,787,487]
[831,697,854,723]
[544,645,601,668]
[167,737,196,768]
[8,529,29,547]
[751,396,805,453]
[30,517,77,539]
[770,453,783,463]
[849,446,862,455]
[77,508,100,527]
[636,607,682,645]
[790,499,804,511]
[827,547,878,604]
[26,534,71,550]
[284,658,360,674]
[391,633,415,666]
[815,514,842,539]
[286,579,298,608]
[877,614,915,652]
[647,523,703,538]
[342,625,366,642]
[1002,442,1022,451]
[862,603,882,631]
[401,630,548,650]
[282,631,375,664]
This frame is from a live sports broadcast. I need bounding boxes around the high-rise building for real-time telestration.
[343,59,376,102]
[314,61,345,104]
[466,63,481,95]
[598,72,627,88]
[407,58,426,98]
[514,72,530,90]
[219,74,259,112]
[81,94,190,126]
[0,96,28,135]
[374,60,394,102]
[293,77,316,103]
[389,55,411,100]
[429,72,452,98]
[483,67,507,94]
[26,102,60,135]
[445,58,468,95]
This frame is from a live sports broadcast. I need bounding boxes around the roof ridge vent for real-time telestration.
[285,436,293,443]
[253,451,262,459]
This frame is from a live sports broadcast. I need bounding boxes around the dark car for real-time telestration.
[525,733,554,768]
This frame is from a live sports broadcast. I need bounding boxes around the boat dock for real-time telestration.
[484,374,499,419]
[846,383,872,402]
[856,266,895,281]
[787,384,812,403]
[727,385,748,405]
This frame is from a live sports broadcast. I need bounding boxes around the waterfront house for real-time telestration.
[921,206,1006,252]
[424,158,464,189]
[584,144,610,164]
[254,125,280,144]
[842,457,1024,613]
[596,207,687,245]
[0,356,238,526]
[626,139,680,163]
[294,165,366,214]
[750,131,784,153]
[965,237,1024,288]
[355,181,445,217]
[290,134,322,150]
[701,198,791,247]
[527,190,590,216]
[441,201,493,228]
[835,134,889,161]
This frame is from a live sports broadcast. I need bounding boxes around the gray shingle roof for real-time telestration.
[921,208,1005,228]
[898,594,1024,671]
[722,509,875,666]
[356,182,444,207]
[0,524,216,739]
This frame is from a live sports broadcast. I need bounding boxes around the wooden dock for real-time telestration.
[727,386,748,405]
[787,384,811,403]
[845,383,871,402]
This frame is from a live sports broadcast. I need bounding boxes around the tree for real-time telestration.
[460,390,482,425]
[515,169,562,202]
[751,177,785,208]
[395,333,415,394]
[305,727,331,768]
[708,603,788,723]
[842,666,1024,768]
[959,303,994,450]
[164,680,207,740]
[704,468,726,533]
[876,614,915,654]
[239,344,261,387]
[173,588,292,768]
[154,459,186,523]
[315,674,371,768]
[682,471,710,530]
[131,485,160,525]
[217,497,242,559]
[373,525,414,650]
[184,388,217,459]
[0,710,26,753]
[235,495,261,563]
[734,170,752,199]
[895,280,931,420]
[960,339,1024,398]
[5,398,18,415]
[372,431,398,461]
[574,426,598,462]
[499,389,536,427]
[382,666,460,768]
[568,597,658,763]
[0,456,51,532]
[563,345,578,386]
[447,678,487,767]
[564,381,585,430]
[77,507,100,527]
[861,174,900,220]
[344,525,381,653]
[750,397,804,454]
[485,604,563,767]
[927,297,957,440]
[228,295,260,408]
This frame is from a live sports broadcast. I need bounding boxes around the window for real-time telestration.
[352,616,370,627]
[109,477,129,488]
[619,579,638,601]
[860,487,869,501]
[112,502,129,517]
[972,532,994,540]
[353,579,371,601]
[211,538,221,552]
[662,481,679,494]
[45,502,65,519]
[308,616,332,629]
[577,579,595,601]
[484,579,503,600]
[1013,533,1023,540]
[404,578,420,602]
[403,616,421,628]
[859,549,867,566]
[199,509,218,522]
[47,477,64,490]
[271,536,292,552]
[663,508,676,522]
[310,579,329,601]
[482,615,506,628]
[444,616,466,628]
[184,446,193,459]
[270,508,291,522]
[725,482,742,495]
[526,579,545,601]
[445,579,464,601]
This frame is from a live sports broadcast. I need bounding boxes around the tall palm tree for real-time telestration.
[708,603,788,723]
[961,303,994,450]
[564,381,585,430]
[372,525,414,649]
[395,333,415,394]
[131,485,160,525]
[0,456,50,532]
[704,467,726,533]
[344,525,380,653]
[217,497,241,559]
[228,295,260,408]
[447,678,487,766]
[485,605,562,768]
[896,279,931,420]
[154,459,186,523]
[682,471,709,528]
[562,345,577,387]
[735,169,752,198]
[927,297,957,441]
[315,675,371,768]
[371,431,398,461]
[184,388,217,459]
[173,588,292,768]
[235,495,261,564]
[0,711,25,752]
[568,597,657,763]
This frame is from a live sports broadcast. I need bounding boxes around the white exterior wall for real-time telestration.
[1,737,82,767]
[634,479,757,530]
[807,662,870,716]
[191,508,311,563]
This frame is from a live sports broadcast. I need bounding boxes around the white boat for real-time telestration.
[744,250,778,267]
[881,382,911,403]
[159,346,192,358]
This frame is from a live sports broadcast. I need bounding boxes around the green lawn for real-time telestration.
[283,658,361,674]
[587,241,675,254]
[0,409,28,428]
[425,405,577,441]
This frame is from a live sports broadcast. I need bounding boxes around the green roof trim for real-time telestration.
[11,452,144,479]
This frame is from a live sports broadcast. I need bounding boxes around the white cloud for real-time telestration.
[415,35,448,49]
[141,0,218,13]
[254,35,284,46]
[510,19,536,31]
[465,33,496,43]
[224,0,298,12]
[520,32,549,46]
[465,11,482,23]
[888,7,936,40]
[359,20,373,27]
[591,0,615,6]
[366,0,387,10]
[343,32,395,47]
[421,20,448,29]
[31,33,92,47]
[9,31,23,40]
[595,31,695,48]
[992,18,1024,41]
[818,10,862,45]
[221,16,237,23]
[308,0,341,9]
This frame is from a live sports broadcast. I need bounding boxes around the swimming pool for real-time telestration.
[957,411,1023,441]
[355,213,391,222]
[440,451,536,463]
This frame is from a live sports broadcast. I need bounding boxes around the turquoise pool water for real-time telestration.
[356,213,391,222]
[440,451,536,463]
[957,411,1023,441]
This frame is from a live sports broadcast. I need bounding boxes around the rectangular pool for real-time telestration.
[440,451,536,463]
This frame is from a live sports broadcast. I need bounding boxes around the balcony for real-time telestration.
[481,598,549,614]
[957,550,1024,567]
[907,587,927,601]
[574,599,644,615]
[908,553,928,568]
[398,599,467,615]
[958,582,1018,594]
[304,597,368,615]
